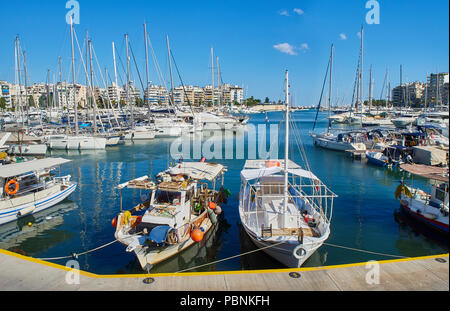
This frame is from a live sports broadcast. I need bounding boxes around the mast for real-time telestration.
[211,47,214,106]
[15,36,24,127]
[217,56,221,109]
[88,39,98,133]
[58,56,62,110]
[327,44,333,133]
[166,35,175,110]
[424,72,428,112]
[125,33,134,129]
[144,23,151,121]
[70,17,79,135]
[359,25,364,112]
[112,41,120,110]
[23,50,30,126]
[283,69,290,225]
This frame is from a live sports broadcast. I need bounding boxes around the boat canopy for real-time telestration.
[241,166,319,181]
[168,162,226,181]
[400,164,449,183]
[0,158,72,179]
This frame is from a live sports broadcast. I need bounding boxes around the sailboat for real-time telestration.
[46,18,106,150]
[238,70,337,268]
[310,44,366,152]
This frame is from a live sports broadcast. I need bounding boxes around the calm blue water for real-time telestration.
[0,111,447,274]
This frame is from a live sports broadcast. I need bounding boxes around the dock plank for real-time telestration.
[0,250,447,291]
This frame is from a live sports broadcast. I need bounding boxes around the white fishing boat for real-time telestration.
[113,160,228,271]
[0,158,77,226]
[238,70,337,268]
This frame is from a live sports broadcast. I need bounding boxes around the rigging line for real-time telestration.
[170,49,194,114]
[323,243,408,259]
[312,57,331,132]
[128,43,146,94]
[36,231,145,261]
[174,240,287,274]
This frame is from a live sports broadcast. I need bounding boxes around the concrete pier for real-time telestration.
[0,249,448,291]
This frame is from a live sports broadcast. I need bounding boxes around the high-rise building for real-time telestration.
[426,73,449,106]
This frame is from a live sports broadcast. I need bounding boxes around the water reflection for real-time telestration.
[0,201,78,256]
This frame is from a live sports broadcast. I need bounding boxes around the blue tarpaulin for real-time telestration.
[149,225,171,244]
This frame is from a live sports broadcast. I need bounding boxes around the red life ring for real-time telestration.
[5,180,19,196]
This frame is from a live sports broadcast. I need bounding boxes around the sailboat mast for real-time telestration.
[283,69,290,221]
[166,35,175,110]
[144,23,151,121]
[88,39,97,134]
[125,33,134,129]
[70,17,79,135]
[211,47,214,106]
[15,36,24,128]
[112,41,120,110]
[327,44,333,133]
[360,26,364,112]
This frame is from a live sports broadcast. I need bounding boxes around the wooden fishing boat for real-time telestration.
[113,160,228,271]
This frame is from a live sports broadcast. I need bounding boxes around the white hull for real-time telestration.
[312,134,366,151]
[241,222,325,268]
[6,144,48,156]
[0,182,77,226]
[154,127,182,138]
[392,117,416,128]
[47,136,107,150]
[124,128,155,140]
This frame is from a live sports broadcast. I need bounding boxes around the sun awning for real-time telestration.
[241,166,319,181]
[0,158,72,179]
[168,162,226,181]
[400,164,449,183]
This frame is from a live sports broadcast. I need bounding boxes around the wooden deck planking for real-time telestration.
[0,250,447,291]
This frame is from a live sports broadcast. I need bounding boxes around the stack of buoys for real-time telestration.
[190,227,204,242]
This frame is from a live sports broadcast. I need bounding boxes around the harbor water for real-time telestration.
[0,111,447,275]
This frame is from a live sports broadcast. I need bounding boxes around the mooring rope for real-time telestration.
[174,240,287,274]
[323,242,408,259]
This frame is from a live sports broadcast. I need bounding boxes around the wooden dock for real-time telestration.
[0,249,448,291]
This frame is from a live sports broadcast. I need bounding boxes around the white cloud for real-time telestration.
[299,43,309,51]
[274,42,309,55]
[274,43,298,55]
[293,8,304,15]
[278,10,290,16]
[339,33,347,40]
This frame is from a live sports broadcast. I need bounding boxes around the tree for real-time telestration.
[264,97,270,104]
[0,97,6,110]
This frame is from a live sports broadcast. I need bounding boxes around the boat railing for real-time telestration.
[243,182,336,225]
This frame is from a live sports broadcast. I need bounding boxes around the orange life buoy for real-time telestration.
[5,180,19,196]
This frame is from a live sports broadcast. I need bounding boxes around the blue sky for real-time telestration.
[0,0,448,106]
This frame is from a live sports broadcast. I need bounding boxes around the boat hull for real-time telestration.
[0,182,77,226]
[133,216,214,269]
[240,222,322,268]
[399,199,449,234]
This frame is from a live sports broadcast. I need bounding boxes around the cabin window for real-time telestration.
[155,190,181,204]
[435,188,446,202]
